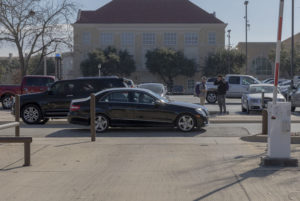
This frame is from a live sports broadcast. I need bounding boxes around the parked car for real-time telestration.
[289,82,300,112]
[124,78,135,88]
[278,80,292,98]
[0,75,55,109]
[170,85,184,95]
[241,84,286,113]
[137,83,167,97]
[16,77,127,124]
[206,74,261,104]
[68,88,208,132]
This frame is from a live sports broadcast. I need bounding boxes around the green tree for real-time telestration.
[80,46,136,77]
[145,48,197,90]
[27,54,55,75]
[204,49,246,77]
[268,47,300,78]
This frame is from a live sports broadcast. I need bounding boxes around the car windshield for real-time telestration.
[249,86,274,93]
[144,89,169,103]
[139,84,163,94]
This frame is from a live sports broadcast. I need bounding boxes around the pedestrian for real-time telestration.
[214,75,229,114]
[198,76,207,105]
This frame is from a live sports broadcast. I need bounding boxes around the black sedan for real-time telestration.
[68,88,209,132]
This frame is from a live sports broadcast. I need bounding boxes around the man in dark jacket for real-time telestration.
[214,75,229,114]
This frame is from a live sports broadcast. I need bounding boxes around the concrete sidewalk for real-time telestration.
[0,136,300,201]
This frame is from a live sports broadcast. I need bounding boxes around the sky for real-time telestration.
[0,0,299,56]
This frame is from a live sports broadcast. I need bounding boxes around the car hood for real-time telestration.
[168,101,208,111]
[246,93,285,99]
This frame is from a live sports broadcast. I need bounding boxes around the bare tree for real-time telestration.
[0,0,76,77]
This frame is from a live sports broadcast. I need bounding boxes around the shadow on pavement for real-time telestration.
[192,164,282,201]
[46,127,207,138]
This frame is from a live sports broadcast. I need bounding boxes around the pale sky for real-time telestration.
[0,0,299,56]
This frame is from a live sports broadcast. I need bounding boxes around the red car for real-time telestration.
[0,75,55,109]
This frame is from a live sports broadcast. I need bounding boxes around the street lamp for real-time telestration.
[227,29,231,50]
[98,64,101,77]
[244,1,249,74]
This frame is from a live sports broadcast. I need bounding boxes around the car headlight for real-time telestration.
[196,108,206,116]
[250,98,260,103]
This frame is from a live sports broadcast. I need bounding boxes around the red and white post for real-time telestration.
[262,0,298,166]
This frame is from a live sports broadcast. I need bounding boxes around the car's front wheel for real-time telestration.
[95,114,109,132]
[291,106,296,112]
[2,95,13,109]
[21,104,42,124]
[206,92,217,104]
[176,114,195,132]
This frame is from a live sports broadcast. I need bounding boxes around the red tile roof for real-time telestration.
[75,0,224,24]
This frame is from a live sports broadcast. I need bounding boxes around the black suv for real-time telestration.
[18,77,127,124]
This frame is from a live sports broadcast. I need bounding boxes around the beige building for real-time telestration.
[237,42,276,80]
[73,0,226,93]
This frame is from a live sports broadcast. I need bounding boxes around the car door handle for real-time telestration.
[66,95,74,97]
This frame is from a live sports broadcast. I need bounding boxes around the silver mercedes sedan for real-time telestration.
[241,84,286,113]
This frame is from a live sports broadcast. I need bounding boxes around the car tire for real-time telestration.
[95,114,109,132]
[176,114,196,132]
[206,92,217,104]
[291,106,296,112]
[246,102,250,114]
[2,95,13,109]
[21,104,42,124]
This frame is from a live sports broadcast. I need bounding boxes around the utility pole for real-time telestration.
[291,0,294,78]
[227,29,231,50]
[244,1,249,74]
[43,48,47,75]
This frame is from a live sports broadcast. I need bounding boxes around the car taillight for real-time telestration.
[70,105,80,111]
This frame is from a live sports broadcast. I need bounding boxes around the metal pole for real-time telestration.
[43,49,47,75]
[227,29,231,50]
[291,0,294,78]
[90,93,96,141]
[272,0,285,107]
[245,1,249,74]
[15,95,20,137]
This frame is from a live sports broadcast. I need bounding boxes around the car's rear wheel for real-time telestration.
[21,104,42,124]
[241,105,246,112]
[206,92,217,104]
[95,114,109,132]
[2,95,13,109]
[176,114,195,132]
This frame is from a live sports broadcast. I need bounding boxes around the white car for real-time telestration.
[241,84,286,113]
[137,83,167,98]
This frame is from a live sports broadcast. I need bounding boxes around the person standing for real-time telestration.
[198,76,207,105]
[214,75,229,114]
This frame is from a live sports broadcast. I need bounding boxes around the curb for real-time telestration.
[241,134,300,144]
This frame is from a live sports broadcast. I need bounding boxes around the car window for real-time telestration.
[228,77,240,84]
[24,77,54,87]
[100,91,129,103]
[132,92,155,104]
[242,77,256,85]
[51,82,75,95]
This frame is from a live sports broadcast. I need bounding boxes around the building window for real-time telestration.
[143,33,155,46]
[100,33,114,47]
[252,57,272,75]
[121,32,134,47]
[82,32,91,45]
[185,33,198,46]
[208,32,216,45]
[164,32,177,46]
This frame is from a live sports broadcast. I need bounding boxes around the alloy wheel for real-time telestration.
[95,115,109,132]
[22,105,41,124]
[177,115,195,132]
[2,96,13,109]
[206,92,217,103]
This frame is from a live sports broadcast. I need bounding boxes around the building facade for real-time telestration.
[73,0,226,93]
